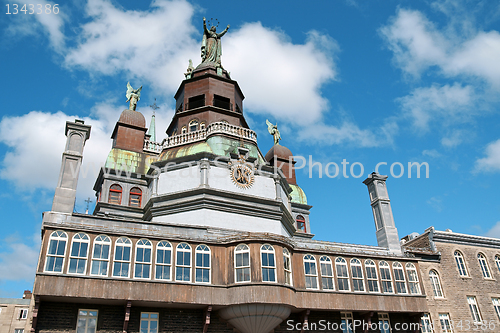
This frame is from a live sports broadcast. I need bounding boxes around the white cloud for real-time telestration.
[397,83,476,132]
[475,139,500,173]
[0,234,40,282]
[381,7,500,138]
[485,221,500,239]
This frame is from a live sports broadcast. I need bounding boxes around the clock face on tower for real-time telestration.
[230,163,254,189]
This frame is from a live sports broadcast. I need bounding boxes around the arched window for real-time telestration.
[365,260,379,292]
[181,126,187,134]
[393,262,407,294]
[68,233,90,275]
[155,241,172,280]
[319,256,334,291]
[261,244,276,282]
[296,215,306,233]
[495,255,500,274]
[108,184,122,205]
[176,243,192,282]
[189,119,198,132]
[454,251,468,276]
[283,248,292,286]
[200,122,206,130]
[478,253,491,278]
[112,237,132,278]
[379,261,393,293]
[235,244,250,283]
[406,263,421,294]
[351,258,364,292]
[336,257,350,291]
[195,244,211,283]
[90,235,111,276]
[135,239,152,279]
[429,270,443,298]
[303,254,318,290]
[129,187,142,207]
[44,230,68,273]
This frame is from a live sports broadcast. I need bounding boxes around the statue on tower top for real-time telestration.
[126,82,142,111]
[201,17,230,68]
[266,119,281,145]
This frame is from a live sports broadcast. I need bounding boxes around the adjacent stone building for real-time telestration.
[0,290,32,333]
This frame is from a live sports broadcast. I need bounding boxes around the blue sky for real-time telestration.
[1,0,500,297]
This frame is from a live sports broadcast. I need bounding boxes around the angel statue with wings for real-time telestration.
[126,82,142,111]
[266,119,281,145]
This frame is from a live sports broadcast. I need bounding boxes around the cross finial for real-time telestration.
[84,197,92,214]
[150,98,159,115]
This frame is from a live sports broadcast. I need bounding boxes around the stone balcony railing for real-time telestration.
[143,122,257,153]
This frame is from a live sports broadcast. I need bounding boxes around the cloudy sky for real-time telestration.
[1,0,500,297]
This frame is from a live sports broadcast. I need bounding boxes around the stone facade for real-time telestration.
[0,291,33,333]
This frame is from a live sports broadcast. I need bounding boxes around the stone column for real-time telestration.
[51,119,91,213]
[363,172,402,254]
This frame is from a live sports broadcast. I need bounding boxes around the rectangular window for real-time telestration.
[140,312,159,333]
[380,266,393,293]
[393,266,407,294]
[365,264,379,292]
[76,309,98,333]
[304,255,318,290]
[14,330,24,333]
[235,245,251,283]
[155,241,172,281]
[492,298,500,321]
[351,264,364,292]
[320,259,335,290]
[187,95,205,110]
[467,296,482,323]
[421,313,433,333]
[378,313,391,333]
[19,308,28,319]
[213,94,231,110]
[439,313,453,333]
[340,312,354,333]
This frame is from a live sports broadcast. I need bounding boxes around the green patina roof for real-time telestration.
[105,148,156,175]
[290,184,307,205]
[158,135,265,164]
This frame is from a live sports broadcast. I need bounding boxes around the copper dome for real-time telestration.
[264,144,293,162]
[118,109,146,128]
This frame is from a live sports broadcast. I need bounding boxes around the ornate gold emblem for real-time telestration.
[230,162,254,189]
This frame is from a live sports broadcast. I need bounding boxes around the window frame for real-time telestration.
[195,244,211,284]
[19,308,28,319]
[392,262,407,294]
[439,313,453,333]
[467,296,482,324]
[365,259,380,293]
[319,255,335,291]
[378,313,391,333]
[129,187,142,208]
[76,309,98,333]
[296,215,306,233]
[44,230,68,273]
[189,119,199,132]
[155,240,172,281]
[134,239,152,280]
[350,258,365,292]
[405,263,421,295]
[112,237,132,278]
[492,298,500,321]
[429,270,444,298]
[67,233,90,275]
[90,235,111,277]
[379,261,394,293]
[140,312,159,333]
[260,244,276,283]
[495,255,500,274]
[283,248,293,286]
[175,242,192,282]
[235,244,251,283]
[108,184,122,205]
[454,251,468,277]
[477,253,492,279]
[303,254,319,290]
[421,313,433,333]
[340,312,354,333]
[335,257,350,292]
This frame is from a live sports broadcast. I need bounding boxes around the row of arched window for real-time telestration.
[302,255,421,294]
[44,231,422,294]
[107,185,142,207]
[453,250,500,279]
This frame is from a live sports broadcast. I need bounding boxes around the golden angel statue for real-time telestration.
[266,119,281,145]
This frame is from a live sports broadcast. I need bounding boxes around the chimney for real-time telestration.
[23,290,32,299]
[51,119,91,213]
[363,172,402,254]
